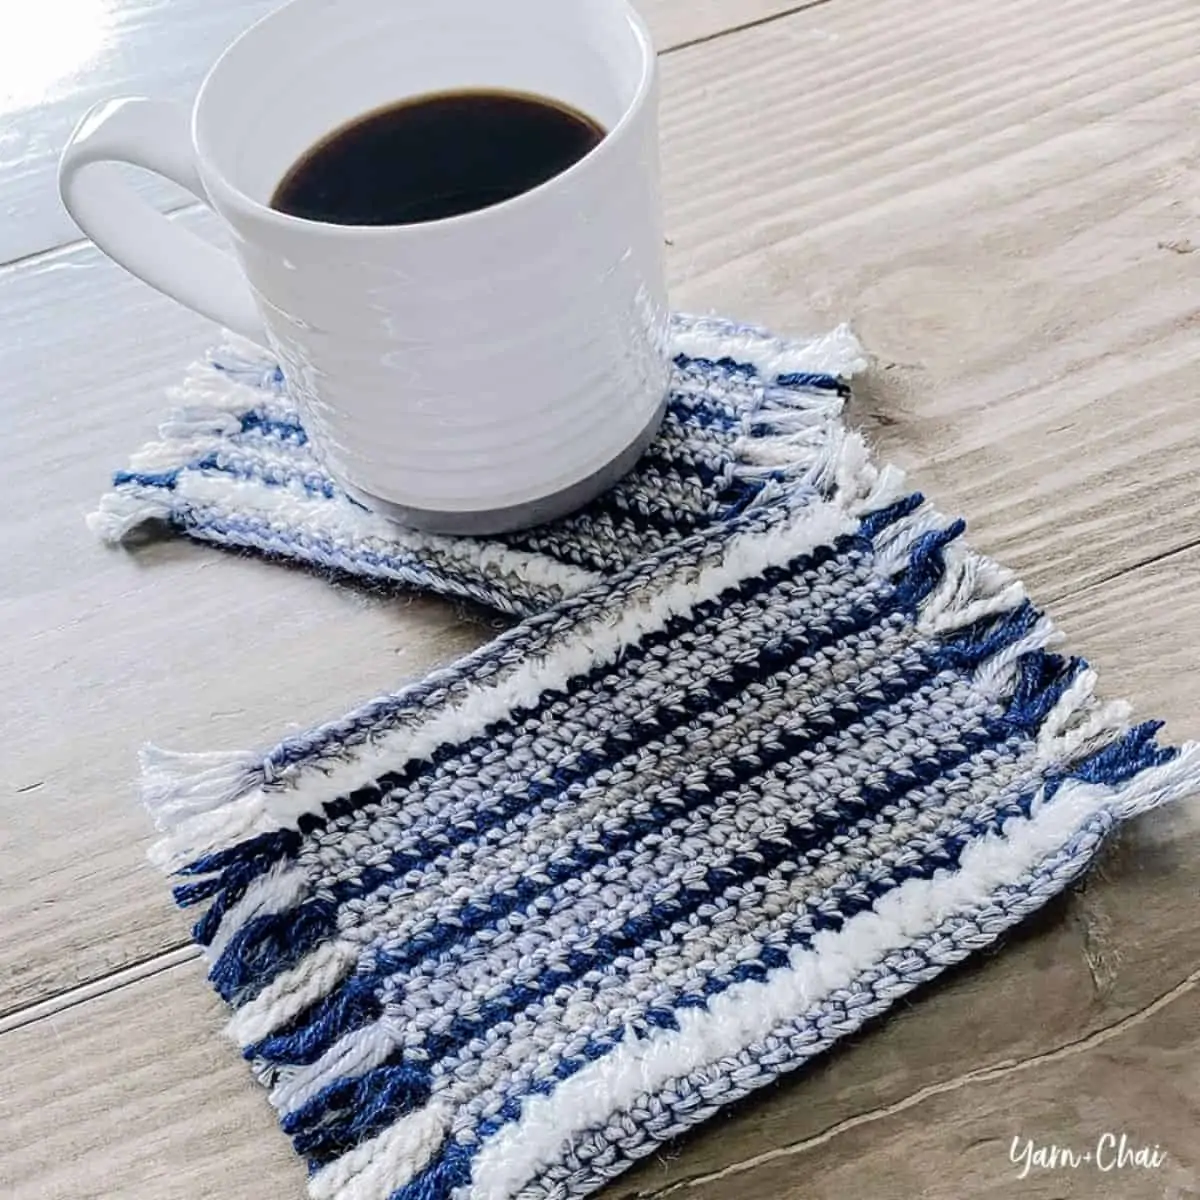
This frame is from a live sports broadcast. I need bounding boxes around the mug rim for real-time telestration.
[192,0,657,237]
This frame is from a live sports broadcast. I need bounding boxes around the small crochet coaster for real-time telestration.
[144,423,1199,1200]
[90,314,866,616]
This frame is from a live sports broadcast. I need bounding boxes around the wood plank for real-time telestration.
[660,0,1200,606]
[0,0,806,266]
[1051,552,1200,739]
[0,0,280,266]
[5,0,1200,1026]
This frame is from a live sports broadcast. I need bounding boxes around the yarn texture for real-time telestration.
[126,318,1199,1200]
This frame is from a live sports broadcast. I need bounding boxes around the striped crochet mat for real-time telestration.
[98,318,1199,1200]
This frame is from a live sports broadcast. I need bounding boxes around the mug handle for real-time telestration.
[58,97,267,344]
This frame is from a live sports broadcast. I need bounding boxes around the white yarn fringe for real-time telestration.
[140,744,268,835]
[86,489,177,541]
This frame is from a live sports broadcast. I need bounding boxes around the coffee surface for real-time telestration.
[270,89,606,226]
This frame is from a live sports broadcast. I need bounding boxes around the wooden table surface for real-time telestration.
[3,0,1199,1196]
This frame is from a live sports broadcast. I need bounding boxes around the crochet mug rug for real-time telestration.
[91,314,866,616]
[130,340,1199,1200]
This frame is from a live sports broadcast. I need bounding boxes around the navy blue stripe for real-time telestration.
[208,897,338,1004]
[237,410,308,442]
[1044,718,1174,796]
[776,370,851,396]
[665,397,743,434]
[177,829,306,947]
[113,467,180,489]
[673,352,758,380]
[175,829,303,888]
[892,521,966,610]
[284,1053,431,1163]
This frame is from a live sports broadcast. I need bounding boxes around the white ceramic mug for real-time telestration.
[59,0,670,534]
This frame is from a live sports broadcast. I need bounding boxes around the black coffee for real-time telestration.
[270,89,606,226]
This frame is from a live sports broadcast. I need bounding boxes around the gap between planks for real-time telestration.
[0,943,198,1036]
[0,202,202,278]
[662,0,836,53]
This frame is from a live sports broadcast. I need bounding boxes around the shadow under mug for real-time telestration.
[58,0,671,535]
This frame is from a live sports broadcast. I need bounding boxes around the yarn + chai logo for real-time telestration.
[1010,1133,1168,1180]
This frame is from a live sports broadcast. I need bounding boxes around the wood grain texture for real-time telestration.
[0,0,808,265]
[660,0,1200,607]
[4,0,1200,1192]
[0,0,280,265]
[0,961,309,1200]
[623,973,1200,1199]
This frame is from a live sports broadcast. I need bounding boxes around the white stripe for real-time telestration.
[460,746,1200,1200]
[671,319,867,381]
[1034,668,1133,767]
[154,498,858,869]
[226,937,361,1046]
[270,1018,396,1115]
[306,1100,451,1200]
[918,542,1027,636]
[204,864,311,962]
[174,471,597,595]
